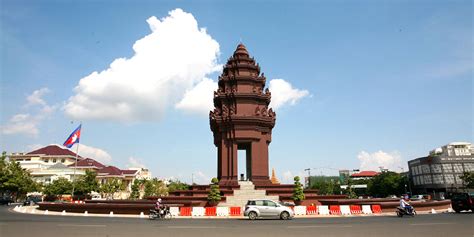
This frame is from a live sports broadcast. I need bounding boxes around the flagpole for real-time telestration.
[71,123,82,201]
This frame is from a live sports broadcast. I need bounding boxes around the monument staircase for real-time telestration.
[219,181,279,207]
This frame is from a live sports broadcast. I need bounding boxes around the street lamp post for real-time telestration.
[304,168,311,188]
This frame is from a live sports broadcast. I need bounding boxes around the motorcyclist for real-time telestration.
[155,198,162,212]
[400,195,413,213]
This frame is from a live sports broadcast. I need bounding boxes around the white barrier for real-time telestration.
[44,210,49,215]
[139,212,144,218]
[318,205,330,215]
[294,206,307,215]
[362,205,372,214]
[30,208,36,214]
[109,211,114,217]
[192,207,205,217]
[170,207,180,216]
[84,211,89,216]
[61,210,66,215]
[216,207,229,216]
[340,205,351,215]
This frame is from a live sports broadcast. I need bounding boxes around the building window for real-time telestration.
[464,163,474,172]
[25,158,31,161]
[61,159,65,163]
[53,159,57,163]
[431,164,442,173]
[455,174,464,184]
[423,175,432,184]
[444,174,455,184]
[418,176,424,185]
[442,164,453,173]
[413,176,419,185]
[453,164,463,173]
[433,174,443,184]
[416,166,422,175]
[411,168,416,176]
[421,165,430,174]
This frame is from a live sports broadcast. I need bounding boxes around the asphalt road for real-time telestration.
[0,206,472,237]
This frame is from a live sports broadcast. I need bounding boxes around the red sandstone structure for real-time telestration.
[210,43,276,186]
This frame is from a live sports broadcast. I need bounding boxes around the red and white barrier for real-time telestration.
[329,205,341,215]
[306,205,318,215]
[350,205,362,214]
[362,205,372,214]
[192,207,205,217]
[205,207,217,216]
[294,206,307,215]
[340,205,351,215]
[318,205,330,215]
[216,207,229,216]
[170,207,180,216]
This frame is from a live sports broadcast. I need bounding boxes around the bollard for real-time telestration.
[109,211,114,217]
[431,208,437,214]
[62,210,66,215]
[140,212,145,218]
[84,211,88,216]
[44,210,49,215]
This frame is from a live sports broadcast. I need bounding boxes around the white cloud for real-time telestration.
[70,143,112,164]
[193,171,211,184]
[268,79,309,110]
[26,88,50,107]
[175,78,217,115]
[1,87,56,137]
[357,150,405,172]
[128,156,147,169]
[64,8,220,122]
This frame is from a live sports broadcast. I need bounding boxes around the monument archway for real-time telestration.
[209,44,276,186]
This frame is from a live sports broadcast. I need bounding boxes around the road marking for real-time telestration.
[409,223,453,226]
[288,225,352,228]
[57,224,107,228]
[167,226,219,229]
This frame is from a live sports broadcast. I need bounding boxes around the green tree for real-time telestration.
[43,177,73,196]
[0,152,39,200]
[344,178,358,199]
[129,179,144,199]
[367,171,406,198]
[207,177,221,204]
[100,178,125,199]
[292,176,305,202]
[73,170,99,195]
[309,176,341,195]
[459,171,474,189]
[168,179,189,193]
[143,178,168,198]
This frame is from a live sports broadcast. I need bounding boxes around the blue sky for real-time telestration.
[1,0,472,184]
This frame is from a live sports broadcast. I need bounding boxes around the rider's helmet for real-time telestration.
[157,198,162,202]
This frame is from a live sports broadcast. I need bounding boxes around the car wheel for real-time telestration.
[248,211,257,220]
[280,211,290,220]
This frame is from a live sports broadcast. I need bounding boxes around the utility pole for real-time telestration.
[304,168,311,188]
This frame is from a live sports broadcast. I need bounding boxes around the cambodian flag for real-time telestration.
[63,125,81,148]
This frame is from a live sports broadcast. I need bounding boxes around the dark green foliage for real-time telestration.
[142,178,168,198]
[309,176,341,195]
[0,151,40,200]
[43,177,73,196]
[167,179,189,193]
[367,171,407,198]
[207,178,221,204]
[459,172,474,189]
[73,170,99,195]
[100,178,125,199]
[292,176,305,201]
[129,179,142,199]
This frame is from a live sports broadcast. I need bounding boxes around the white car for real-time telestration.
[244,199,294,220]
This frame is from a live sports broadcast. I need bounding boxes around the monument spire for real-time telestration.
[210,43,276,186]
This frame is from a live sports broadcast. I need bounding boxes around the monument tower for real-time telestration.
[210,44,276,186]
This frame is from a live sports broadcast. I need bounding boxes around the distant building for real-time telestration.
[408,142,474,196]
[350,171,379,180]
[8,145,151,198]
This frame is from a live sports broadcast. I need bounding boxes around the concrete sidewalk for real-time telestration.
[11,205,452,219]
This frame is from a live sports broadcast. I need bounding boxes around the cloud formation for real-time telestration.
[357,150,405,172]
[64,9,220,122]
[175,78,217,115]
[268,79,309,109]
[1,88,56,137]
[128,157,147,169]
[70,143,112,164]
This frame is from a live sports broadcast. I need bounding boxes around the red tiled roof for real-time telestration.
[350,171,379,177]
[69,158,105,169]
[98,166,123,176]
[122,170,138,175]
[27,145,80,158]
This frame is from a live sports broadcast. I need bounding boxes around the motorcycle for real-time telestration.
[149,206,172,220]
[396,206,416,217]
